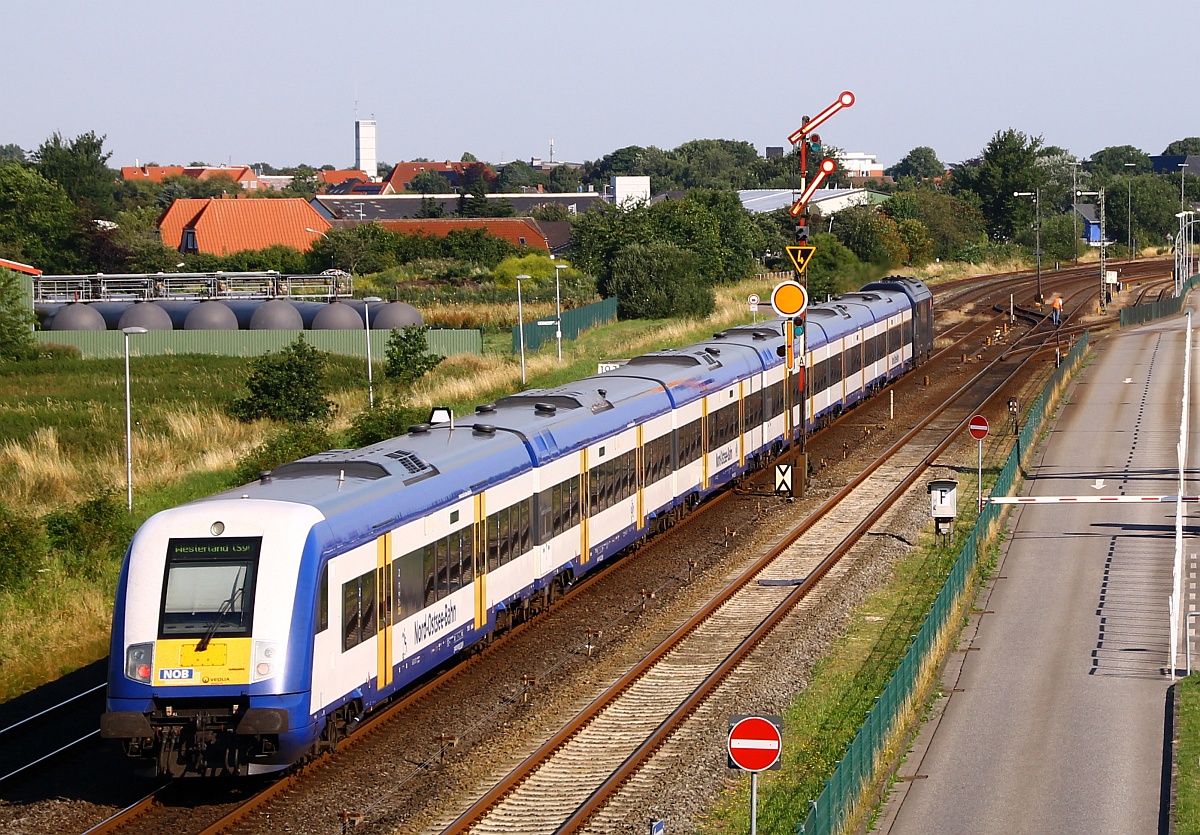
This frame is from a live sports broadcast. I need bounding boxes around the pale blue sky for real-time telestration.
[5,0,1196,171]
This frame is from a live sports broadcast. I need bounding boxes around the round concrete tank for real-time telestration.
[311,301,367,330]
[249,299,303,330]
[150,300,198,329]
[370,301,424,330]
[89,302,134,329]
[50,302,107,330]
[118,302,174,331]
[184,301,239,330]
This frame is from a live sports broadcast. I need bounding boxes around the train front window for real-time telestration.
[159,537,261,639]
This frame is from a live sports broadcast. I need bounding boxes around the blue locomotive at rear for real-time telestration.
[101,277,934,777]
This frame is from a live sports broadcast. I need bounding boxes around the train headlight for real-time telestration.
[124,642,154,683]
[252,640,281,682]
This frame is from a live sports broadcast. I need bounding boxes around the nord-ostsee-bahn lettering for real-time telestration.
[101,276,934,777]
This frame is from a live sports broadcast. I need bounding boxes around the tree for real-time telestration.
[460,152,478,163]
[415,196,445,218]
[309,224,398,275]
[32,131,116,218]
[1087,145,1152,177]
[0,144,25,166]
[607,242,714,319]
[1164,138,1200,156]
[286,165,320,197]
[408,169,453,194]
[0,164,84,273]
[950,129,1043,240]
[882,188,985,260]
[886,146,944,181]
[530,203,571,222]
[230,336,334,423]
[383,326,445,386]
[0,269,38,361]
[547,164,583,193]
[830,205,908,267]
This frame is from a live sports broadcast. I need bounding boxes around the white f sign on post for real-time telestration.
[968,415,989,511]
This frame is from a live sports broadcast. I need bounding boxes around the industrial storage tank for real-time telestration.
[221,299,262,330]
[370,301,424,330]
[249,299,304,330]
[310,301,366,330]
[184,301,239,330]
[89,302,134,329]
[292,301,329,329]
[150,300,198,329]
[49,302,107,331]
[118,302,174,331]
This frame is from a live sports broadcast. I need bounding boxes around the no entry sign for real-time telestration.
[727,716,782,772]
[968,414,989,440]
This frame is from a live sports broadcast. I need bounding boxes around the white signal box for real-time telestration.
[928,479,958,536]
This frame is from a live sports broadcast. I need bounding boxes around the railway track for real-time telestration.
[3,263,1161,834]
[432,303,1058,833]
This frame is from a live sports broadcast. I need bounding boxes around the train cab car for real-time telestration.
[862,276,934,362]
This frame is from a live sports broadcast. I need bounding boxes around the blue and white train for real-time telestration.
[101,277,933,776]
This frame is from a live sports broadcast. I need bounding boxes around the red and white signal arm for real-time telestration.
[968,414,989,440]
[727,715,783,772]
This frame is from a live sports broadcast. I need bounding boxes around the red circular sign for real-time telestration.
[968,415,989,440]
[728,717,782,772]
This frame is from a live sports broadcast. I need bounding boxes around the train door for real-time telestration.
[580,450,590,565]
[636,425,646,530]
[474,493,487,630]
[701,397,710,489]
[737,380,746,468]
[375,532,393,691]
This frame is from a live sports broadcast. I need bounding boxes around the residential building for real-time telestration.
[122,164,264,190]
[157,197,330,255]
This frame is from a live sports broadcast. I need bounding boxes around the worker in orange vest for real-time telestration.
[1052,295,1063,326]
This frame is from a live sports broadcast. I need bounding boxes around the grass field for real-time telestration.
[0,278,783,702]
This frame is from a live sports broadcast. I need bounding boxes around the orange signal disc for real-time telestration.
[771,281,808,317]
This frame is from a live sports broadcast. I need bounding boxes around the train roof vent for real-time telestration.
[626,348,717,368]
[384,449,433,476]
[495,390,611,414]
[269,460,389,481]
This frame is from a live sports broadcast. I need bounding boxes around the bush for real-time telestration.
[0,503,49,590]
[384,326,444,387]
[345,401,428,448]
[607,241,715,320]
[231,424,334,485]
[43,489,134,579]
[0,269,39,362]
[229,335,333,424]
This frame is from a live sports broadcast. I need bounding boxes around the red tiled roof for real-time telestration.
[385,161,497,191]
[157,198,331,255]
[317,169,370,186]
[122,166,186,182]
[369,218,549,251]
[122,165,262,188]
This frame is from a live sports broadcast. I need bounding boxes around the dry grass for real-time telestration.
[423,300,561,330]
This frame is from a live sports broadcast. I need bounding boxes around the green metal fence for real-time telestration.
[1120,274,1199,327]
[512,297,618,353]
[34,327,482,360]
[797,331,1091,835]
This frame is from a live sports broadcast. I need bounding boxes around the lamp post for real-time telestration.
[1078,188,1107,311]
[1014,189,1042,303]
[516,275,529,384]
[553,263,565,362]
[1178,212,1197,296]
[122,326,147,511]
[1069,161,1084,266]
[363,296,382,407]
[1124,162,1135,257]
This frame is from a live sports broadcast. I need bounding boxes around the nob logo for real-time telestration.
[159,668,195,680]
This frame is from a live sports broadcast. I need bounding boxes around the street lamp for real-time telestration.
[553,263,566,362]
[363,296,382,407]
[1124,162,1136,257]
[1014,189,1042,303]
[516,275,529,385]
[1069,160,1084,265]
[122,326,147,511]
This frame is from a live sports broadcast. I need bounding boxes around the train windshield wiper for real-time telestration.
[195,584,243,653]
